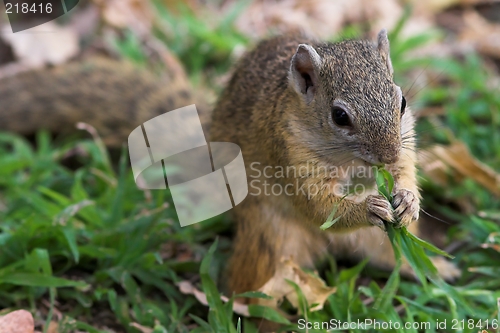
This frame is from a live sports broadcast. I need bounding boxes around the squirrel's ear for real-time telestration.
[376,29,394,77]
[289,44,322,104]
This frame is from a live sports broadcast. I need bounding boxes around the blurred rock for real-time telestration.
[0,310,35,333]
[93,0,153,37]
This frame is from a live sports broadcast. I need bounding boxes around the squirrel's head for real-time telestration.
[288,29,409,166]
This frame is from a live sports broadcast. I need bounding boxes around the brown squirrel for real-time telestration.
[0,59,205,146]
[211,30,459,295]
[0,31,459,299]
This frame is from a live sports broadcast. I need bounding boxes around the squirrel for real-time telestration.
[0,31,459,300]
[0,58,207,146]
[210,30,459,295]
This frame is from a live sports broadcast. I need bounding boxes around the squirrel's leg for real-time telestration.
[226,208,277,296]
[227,197,327,296]
[388,148,421,228]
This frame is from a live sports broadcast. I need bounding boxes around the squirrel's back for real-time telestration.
[0,34,460,309]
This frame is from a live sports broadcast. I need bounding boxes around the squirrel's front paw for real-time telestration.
[392,189,419,227]
[366,195,393,229]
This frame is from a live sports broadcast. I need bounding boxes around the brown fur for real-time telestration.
[210,34,458,297]
[0,58,205,146]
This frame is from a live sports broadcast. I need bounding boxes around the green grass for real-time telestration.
[1,4,500,333]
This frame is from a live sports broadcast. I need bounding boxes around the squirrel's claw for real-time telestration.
[430,257,461,282]
[392,189,420,227]
[366,195,394,229]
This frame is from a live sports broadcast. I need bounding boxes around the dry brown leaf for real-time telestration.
[130,322,153,333]
[0,310,34,333]
[0,22,78,68]
[177,258,335,316]
[461,0,500,5]
[233,0,434,43]
[409,0,500,14]
[66,4,100,39]
[177,281,250,317]
[483,232,500,252]
[419,141,500,196]
[460,10,500,59]
[161,0,199,14]
[258,257,336,312]
[93,0,153,36]
[415,106,447,118]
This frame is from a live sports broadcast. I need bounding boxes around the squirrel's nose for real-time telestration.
[379,148,400,165]
[380,155,398,165]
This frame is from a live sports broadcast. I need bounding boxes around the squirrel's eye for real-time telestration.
[401,96,407,117]
[332,107,351,127]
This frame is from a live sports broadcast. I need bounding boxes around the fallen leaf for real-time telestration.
[419,141,500,196]
[46,321,58,333]
[415,106,446,118]
[178,257,335,315]
[0,22,78,68]
[177,281,250,317]
[409,0,500,14]
[0,310,34,333]
[481,232,500,253]
[258,257,336,312]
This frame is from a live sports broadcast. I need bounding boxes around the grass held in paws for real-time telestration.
[374,167,473,313]
[320,166,472,312]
